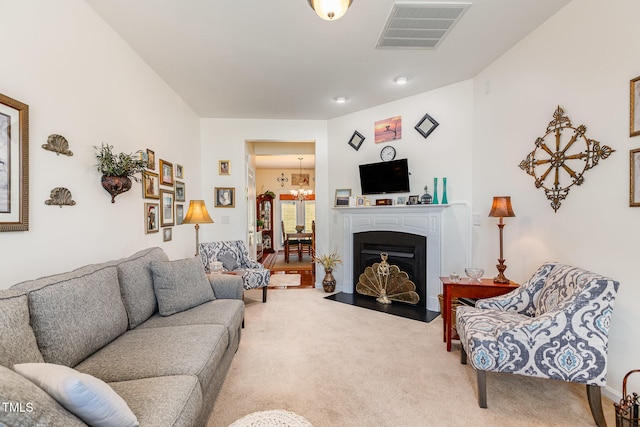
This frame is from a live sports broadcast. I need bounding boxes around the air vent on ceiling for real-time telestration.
[376,2,471,50]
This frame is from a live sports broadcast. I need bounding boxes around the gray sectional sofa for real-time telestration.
[0,247,245,427]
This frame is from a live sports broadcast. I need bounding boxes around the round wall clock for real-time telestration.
[380,145,396,162]
[518,106,614,212]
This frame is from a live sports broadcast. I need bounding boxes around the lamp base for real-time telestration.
[494,259,511,284]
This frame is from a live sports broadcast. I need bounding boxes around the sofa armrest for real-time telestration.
[207,274,243,299]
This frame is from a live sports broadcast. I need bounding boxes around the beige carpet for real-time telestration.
[269,273,301,288]
[208,288,616,427]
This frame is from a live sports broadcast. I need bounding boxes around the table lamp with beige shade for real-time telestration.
[182,200,214,256]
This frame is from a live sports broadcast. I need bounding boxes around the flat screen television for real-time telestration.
[359,158,410,195]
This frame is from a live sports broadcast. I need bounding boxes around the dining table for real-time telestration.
[285,232,313,262]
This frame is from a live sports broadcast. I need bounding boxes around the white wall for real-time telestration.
[472,0,640,398]
[327,80,475,287]
[199,119,327,281]
[0,0,201,287]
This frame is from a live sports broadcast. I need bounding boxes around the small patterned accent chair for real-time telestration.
[200,240,270,302]
[456,262,619,427]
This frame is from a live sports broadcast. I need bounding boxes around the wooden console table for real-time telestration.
[440,276,519,352]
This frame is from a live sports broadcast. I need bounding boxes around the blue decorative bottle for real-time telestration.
[432,177,439,204]
[442,177,448,204]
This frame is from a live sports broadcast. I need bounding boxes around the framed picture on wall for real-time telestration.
[163,227,172,242]
[219,160,230,175]
[146,149,155,170]
[160,159,174,186]
[160,189,175,226]
[175,181,185,202]
[631,75,640,137]
[0,92,29,232]
[374,116,402,143]
[630,148,640,206]
[142,171,160,199]
[176,204,184,225]
[215,187,235,207]
[176,164,184,179]
[144,203,159,234]
[348,130,365,151]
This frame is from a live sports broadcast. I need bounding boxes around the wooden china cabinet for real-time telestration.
[256,194,274,257]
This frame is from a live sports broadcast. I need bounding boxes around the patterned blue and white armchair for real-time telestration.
[200,240,270,303]
[456,262,619,427]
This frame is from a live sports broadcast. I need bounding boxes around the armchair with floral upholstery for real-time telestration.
[199,240,270,303]
[456,262,619,427]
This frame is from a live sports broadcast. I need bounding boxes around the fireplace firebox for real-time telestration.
[353,231,427,309]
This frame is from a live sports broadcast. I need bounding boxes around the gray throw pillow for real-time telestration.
[217,252,238,271]
[151,257,215,316]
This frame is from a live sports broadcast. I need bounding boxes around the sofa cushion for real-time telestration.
[109,375,202,427]
[75,324,228,395]
[151,257,215,316]
[13,362,138,427]
[0,365,86,426]
[136,299,244,351]
[27,265,128,367]
[117,247,169,329]
[0,291,44,368]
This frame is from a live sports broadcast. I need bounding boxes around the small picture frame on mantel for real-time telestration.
[348,131,365,151]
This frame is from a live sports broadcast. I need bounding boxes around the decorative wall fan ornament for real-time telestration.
[518,106,614,212]
[42,134,73,156]
[44,187,76,207]
[356,252,420,305]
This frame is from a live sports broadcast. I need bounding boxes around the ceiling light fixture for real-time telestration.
[308,0,353,21]
[290,157,312,202]
[395,76,408,85]
[335,97,347,103]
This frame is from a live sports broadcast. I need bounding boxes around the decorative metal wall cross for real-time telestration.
[276,173,289,187]
[518,106,615,212]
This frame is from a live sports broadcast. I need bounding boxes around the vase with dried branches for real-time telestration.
[313,250,342,293]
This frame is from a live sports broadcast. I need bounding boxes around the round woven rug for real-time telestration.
[229,409,313,427]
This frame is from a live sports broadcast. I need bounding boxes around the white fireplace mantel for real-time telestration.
[336,205,449,311]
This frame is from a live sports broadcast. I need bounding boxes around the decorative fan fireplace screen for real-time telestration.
[356,253,420,305]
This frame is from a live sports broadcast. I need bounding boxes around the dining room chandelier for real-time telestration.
[307,0,352,21]
[290,157,312,202]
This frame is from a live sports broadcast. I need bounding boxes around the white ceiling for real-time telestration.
[85,0,570,121]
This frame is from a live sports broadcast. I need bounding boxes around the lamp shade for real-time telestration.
[488,196,515,218]
[308,0,352,20]
[183,200,213,224]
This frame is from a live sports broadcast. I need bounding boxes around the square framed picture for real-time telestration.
[408,195,419,205]
[397,196,407,205]
[163,227,172,242]
[160,159,174,186]
[176,164,184,179]
[144,203,159,234]
[631,75,640,137]
[375,116,402,143]
[335,188,351,206]
[160,189,175,226]
[175,181,185,202]
[630,148,640,206]
[356,196,365,206]
[146,149,155,170]
[348,130,365,151]
[142,171,160,199]
[215,187,235,207]
[219,160,231,175]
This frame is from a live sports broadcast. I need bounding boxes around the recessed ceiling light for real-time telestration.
[335,97,347,103]
[395,76,409,85]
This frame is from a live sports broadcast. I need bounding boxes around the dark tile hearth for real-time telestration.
[325,292,439,323]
